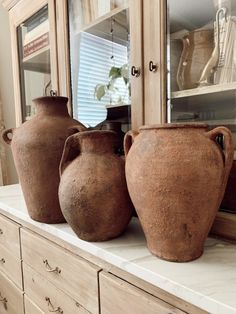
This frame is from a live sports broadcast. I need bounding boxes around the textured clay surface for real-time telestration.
[2,96,86,223]
[59,130,133,241]
[124,124,233,262]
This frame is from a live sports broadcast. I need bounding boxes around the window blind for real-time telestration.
[74,32,128,127]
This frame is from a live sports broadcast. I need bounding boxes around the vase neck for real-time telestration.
[33,96,69,116]
[77,130,116,154]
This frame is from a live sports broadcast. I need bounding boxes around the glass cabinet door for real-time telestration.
[167,0,236,140]
[68,0,141,132]
[17,5,52,122]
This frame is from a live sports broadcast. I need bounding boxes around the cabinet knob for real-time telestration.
[0,229,3,235]
[131,66,141,77]
[149,61,158,72]
[45,297,63,313]
[0,258,5,264]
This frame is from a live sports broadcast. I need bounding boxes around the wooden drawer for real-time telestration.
[0,270,24,314]
[100,272,185,314]
[24,295,45,314]
[23,263,90,314]
[21,229,100,314]
[0,214,21,259]
[0,243,22,289]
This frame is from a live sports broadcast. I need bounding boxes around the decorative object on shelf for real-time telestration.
[59,130,133,241]
[177,29,214,90]
[2,96,86,223]
[124,124,233,262]
[170,38,183,91]
[198,8,227,86]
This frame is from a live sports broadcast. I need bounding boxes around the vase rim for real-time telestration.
[33,96,68,103]
[140,123,208,130]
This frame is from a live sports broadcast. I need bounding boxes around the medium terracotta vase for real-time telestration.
[124,124,233,262]
[59,130,133,241]
[2,96,85,223]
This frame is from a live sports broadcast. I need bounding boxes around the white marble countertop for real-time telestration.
[0,184,236,314]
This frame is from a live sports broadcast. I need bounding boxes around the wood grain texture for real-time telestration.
[0,0,19,10]
[143,0,167,124]
[21,228,100,314]
[24,294,45,314]
[0,243,22,289]
[0,270,24,314]
[130,0,144,130]
[100,271,185,314]
[211,211,236,242]
[23,263,90,314]
[0,214,21,258]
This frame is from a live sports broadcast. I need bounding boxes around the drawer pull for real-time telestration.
[45,297,63,313]
[0,258,5,264]
[43,259,61,274]
[0,229,3,235]
[0,293,7,310]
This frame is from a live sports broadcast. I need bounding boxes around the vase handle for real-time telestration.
[2,128,14,145]
[206,126,233,187]
[67,124,86,136]
[59,134,80,177]
[124,130,139,157]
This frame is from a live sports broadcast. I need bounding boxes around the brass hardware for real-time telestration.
[149,61,158,72]
[50,90,57,96]
[43,259,61,274]
[0,258,5,264]
[0,229,3,235]
[45,297,63,313]
[131,66,140,77]
[0,293,7,310]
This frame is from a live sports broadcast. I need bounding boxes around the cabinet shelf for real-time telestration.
[22,46,50,73]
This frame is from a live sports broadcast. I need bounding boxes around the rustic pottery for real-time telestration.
[177,29,214,90]
[103,121,125,155]
[124,124,233,262]
[59,130,133,241]
[2,96,85,223]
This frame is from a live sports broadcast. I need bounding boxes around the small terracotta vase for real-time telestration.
[2,96,86,223]
[124,124,233,262]
[103,121,125,155]
[58,130,133,241]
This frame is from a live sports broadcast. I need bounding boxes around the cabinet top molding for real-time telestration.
[1,0,20,10]
[0,184,236,314]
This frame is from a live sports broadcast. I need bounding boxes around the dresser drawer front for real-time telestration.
[21,229,100,314]
[0,214,21,258]
[0,243,22,289]
[24,295,45,314]
[0,270,24,314]
[23,263,90,314]
[100,272,185,314]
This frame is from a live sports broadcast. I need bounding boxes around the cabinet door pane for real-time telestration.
[17,5,52,122]
[68,0,134,132]
[167,0,236,137]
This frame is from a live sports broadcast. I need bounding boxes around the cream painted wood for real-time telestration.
[130,0,144,131]
[0,243,22,289]
[109,265,209,314]
[21,228,100,314]
[55,0,71,114]
[0,270,24,314]
[0,0,19,10]
[100,272,185,314]
[0,214,20,259]
[24,294,45,314]
[23,263,90,314]
[143,0,167,125]
[9,0,59,126]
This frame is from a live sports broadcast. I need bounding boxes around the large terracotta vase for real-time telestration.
[59,130,133,241]
[2,96,85,223]
[124,124,233,262]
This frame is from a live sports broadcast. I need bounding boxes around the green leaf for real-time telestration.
[109,66,121,79]
[121,63,129,80]
[94,84,106,101]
